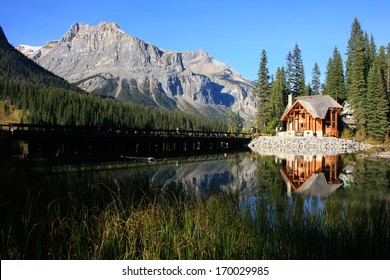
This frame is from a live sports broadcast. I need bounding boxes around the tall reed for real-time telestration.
[0,166,389,260]
[2,188,388,259]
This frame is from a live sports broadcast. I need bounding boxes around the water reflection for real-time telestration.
[1,151,388,221]
[1,150,390,259]
[0,153,258,212]
[251,149,390,221]
[146,153,258,200]
[280,154,342,197]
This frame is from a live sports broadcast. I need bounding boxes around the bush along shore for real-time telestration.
[249,136,373,156]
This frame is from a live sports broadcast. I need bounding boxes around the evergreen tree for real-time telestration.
[311,63,321,95]
[377,46,388,93]
[255,49,271,132]
[346,18,364,91]
[346,18,369,136]
[292,44,305,96]
[387,43,390,94]
[365,54,389,140]
[286,44,305,96]
[235,110,243,133]
[378,45,390,136]
[227,105,234,133]
[305,83,313,96]
[324,47,346,101]
[269,67,287,129]
[368,34,377,67]
[286,51,293,95]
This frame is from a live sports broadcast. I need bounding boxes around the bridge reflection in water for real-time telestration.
[280,154,343,197]
[0,123,251,162]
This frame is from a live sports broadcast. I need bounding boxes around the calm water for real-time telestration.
[1,151,390,259]
[1,151,389,219]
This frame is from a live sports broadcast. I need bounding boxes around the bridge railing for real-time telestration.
[0,123,252,139]
[0,124,8,131]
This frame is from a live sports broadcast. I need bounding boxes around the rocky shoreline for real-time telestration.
[249,136,373,156]
[364,150,390,159]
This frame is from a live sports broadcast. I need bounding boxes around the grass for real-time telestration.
[0,100,28,124]
[41,193,257,259]
[1,186,389,260]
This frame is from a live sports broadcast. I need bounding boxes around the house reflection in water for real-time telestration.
[280,155,343,197]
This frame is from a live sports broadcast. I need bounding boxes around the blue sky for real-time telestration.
[1,0,389,82]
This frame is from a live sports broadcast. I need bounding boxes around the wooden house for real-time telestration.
[280,95,343,137]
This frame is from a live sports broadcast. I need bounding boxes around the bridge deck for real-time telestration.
[0,123,252,161]
[1,123,250,138]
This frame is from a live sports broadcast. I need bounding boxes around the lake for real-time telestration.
[0,151,389,259]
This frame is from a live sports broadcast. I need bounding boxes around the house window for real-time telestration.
[325,112,331,128]
[331,112,336,128]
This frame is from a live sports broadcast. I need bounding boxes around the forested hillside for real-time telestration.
[0,26,226,131]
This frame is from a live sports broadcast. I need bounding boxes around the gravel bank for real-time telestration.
[249,136,373,156]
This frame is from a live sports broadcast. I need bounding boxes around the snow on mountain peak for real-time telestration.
[18,44,42,52]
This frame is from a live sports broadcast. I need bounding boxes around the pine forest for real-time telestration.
[255,17,389,142]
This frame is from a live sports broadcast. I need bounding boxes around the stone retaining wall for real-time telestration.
[249,136,372,156]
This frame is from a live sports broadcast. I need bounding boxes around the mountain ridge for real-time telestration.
[0,25,227,131]
[16,22,256,124]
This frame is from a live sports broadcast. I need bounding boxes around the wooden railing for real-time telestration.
[0,123,252,139]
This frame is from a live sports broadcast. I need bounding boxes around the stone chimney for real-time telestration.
[287,94,294,108]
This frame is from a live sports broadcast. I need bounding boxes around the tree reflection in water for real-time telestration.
[0,152,389,259]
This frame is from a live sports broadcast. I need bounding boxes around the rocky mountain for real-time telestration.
[17,22,256,124]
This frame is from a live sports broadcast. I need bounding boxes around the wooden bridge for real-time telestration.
[0,123,252,162]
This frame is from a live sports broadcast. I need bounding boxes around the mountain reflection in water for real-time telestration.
[1,151,388,223]
[1,150,390,260]
[147,154,258,199]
